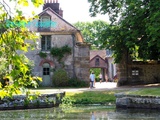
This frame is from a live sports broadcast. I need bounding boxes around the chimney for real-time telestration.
[59,8,63,18]
[43,0,63,17]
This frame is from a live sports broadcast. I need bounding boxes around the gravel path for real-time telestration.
[30,82,160,94]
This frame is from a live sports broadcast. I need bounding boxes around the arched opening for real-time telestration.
[42,63,51,87]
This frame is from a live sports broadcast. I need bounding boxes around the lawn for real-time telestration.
[64,90,125,105]
[62,87,160,105]
[125,88,160,96]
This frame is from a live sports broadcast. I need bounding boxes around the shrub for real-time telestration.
[68,78,88,87]
[52,69,69,87]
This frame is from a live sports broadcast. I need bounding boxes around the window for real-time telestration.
[43,68,50,75]
[43,63,50,75]
[95,58,100,66]
[41,35,51,51]
[132,70,139,76]
[39,16,51,28]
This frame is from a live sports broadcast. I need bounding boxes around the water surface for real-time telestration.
[0,105,160,120]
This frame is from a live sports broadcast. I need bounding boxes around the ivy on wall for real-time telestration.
[50,45,71,61]
[39,51,47,58]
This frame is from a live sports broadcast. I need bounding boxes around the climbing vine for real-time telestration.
[39,51,47,58]
[50,45,71,62]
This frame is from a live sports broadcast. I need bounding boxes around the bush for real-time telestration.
[52,69,69,87]
[68,78,88,87]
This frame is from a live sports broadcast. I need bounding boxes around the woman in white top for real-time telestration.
[89,72,95,88]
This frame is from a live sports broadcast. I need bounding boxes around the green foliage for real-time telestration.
[39,51,47,58]
[60,96,75,108]
[126,88,160,96]
[24,98,29,107]
[68,78,88,87]
[0,0,43,99]
[50,45,71,61]
[90,68,101,81]
[73,20,109,50]
[52,70,88,87]
[88,0,160,62]
[52,69,69,87]
[63,91,118,105]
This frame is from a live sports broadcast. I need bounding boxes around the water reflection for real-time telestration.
[91,111,95,120]
[0,106,160,119]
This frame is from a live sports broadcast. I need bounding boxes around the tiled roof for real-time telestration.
[90,50,106,60]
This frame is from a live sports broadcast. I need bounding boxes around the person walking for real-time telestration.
[89,72,95,88]
[99,73,102,83]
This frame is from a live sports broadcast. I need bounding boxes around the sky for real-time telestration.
[57,0,110,24]
[24,0,110,24]
[5,0,110,24]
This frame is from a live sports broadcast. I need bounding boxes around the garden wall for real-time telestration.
[0,92,65,110]
[115,93,160,109]
[117,60,160,86]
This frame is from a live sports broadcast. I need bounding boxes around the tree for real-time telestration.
[73,20,109,50]
[0,0,43,99]
[88,0,160,62]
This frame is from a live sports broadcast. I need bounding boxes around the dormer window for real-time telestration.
[39,16,51,28]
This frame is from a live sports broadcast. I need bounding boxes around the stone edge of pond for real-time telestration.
[115,93,160,109]
[0,91,65,110]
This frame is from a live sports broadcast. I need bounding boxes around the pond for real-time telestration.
[0,105,160,120]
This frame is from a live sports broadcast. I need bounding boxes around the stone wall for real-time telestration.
[127,64,160,84]
[0,92,65,110]
[75,43,90,81]
[26,34,90,86]
[115,93,160,109]
[117,60,160,86]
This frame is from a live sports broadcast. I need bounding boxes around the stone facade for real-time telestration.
[0,92,65,110]
[117,55,160,86]
[26,1,90,87]
[115,93,160,109]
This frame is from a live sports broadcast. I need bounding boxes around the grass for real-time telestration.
[125,88,160,96]
[1,85,160,105]
[64,90,125,105]
[63,87,160,105]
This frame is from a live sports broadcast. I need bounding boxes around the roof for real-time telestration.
[89,55,108,68]
[90,55,105,62]
[90,50,106,60]
[28,7,85,42]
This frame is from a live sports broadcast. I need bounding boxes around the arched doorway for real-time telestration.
[90,55,109,82]
[42,63,51,86]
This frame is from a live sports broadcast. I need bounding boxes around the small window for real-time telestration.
[39,16,51,28]
[43,68,50,75]
[43,63,50,75]
[41,35,51,51]
[132,70,139,76]
[95,58,100,66]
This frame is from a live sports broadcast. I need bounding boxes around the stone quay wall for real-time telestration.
[115,93,160,109]
[0,92,65,110]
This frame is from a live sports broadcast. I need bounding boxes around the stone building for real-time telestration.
[90,50,117,82]
[26,0,90,86]
[117,53,160,86]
